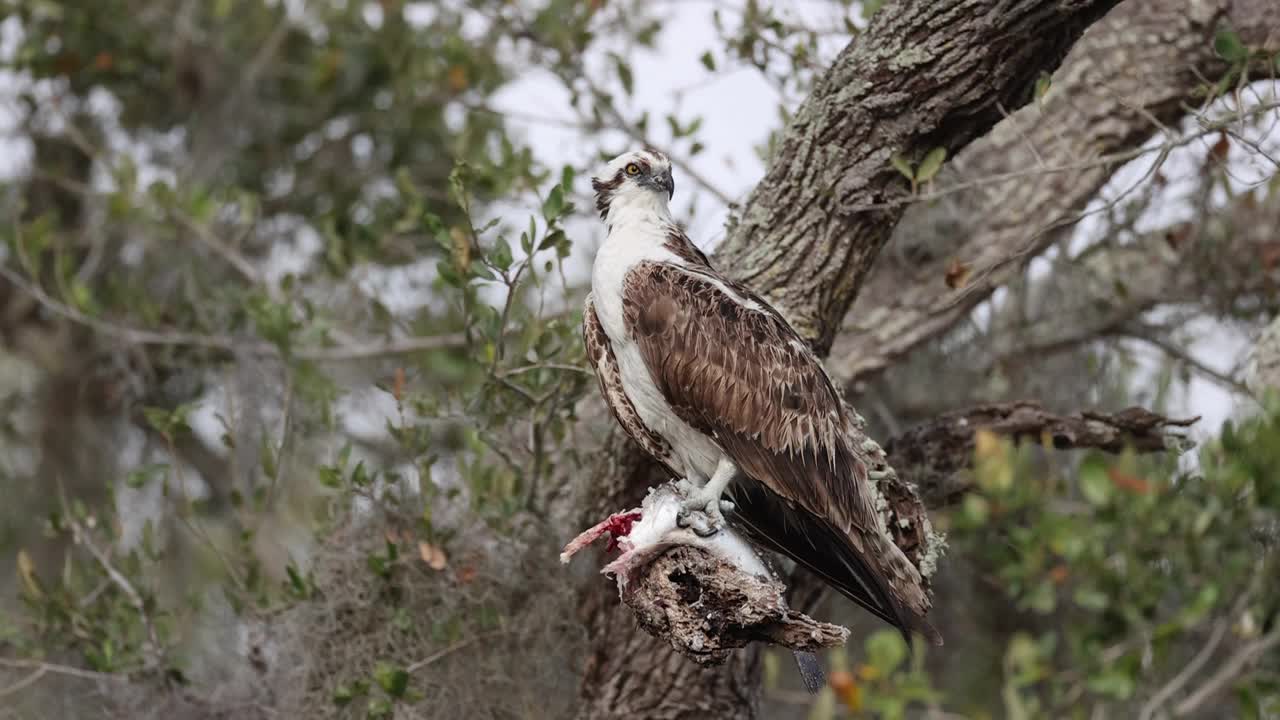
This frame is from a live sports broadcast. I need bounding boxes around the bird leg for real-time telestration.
[677,457,738,537]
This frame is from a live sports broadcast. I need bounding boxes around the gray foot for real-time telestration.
[676,484,735,537]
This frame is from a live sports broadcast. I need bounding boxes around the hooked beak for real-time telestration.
[656,169,674,200]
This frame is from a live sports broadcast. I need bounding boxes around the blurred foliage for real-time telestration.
[771,405,1280,720]
[0,1,1278,719]
[944,412,1279,718]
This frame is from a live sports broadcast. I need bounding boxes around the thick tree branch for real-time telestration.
[883,402,1198,507]
[832,0,1280,383]
[714,0,1123,355]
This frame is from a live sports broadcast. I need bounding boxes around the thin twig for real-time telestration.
[1172,623,1280,716]
[1137,620,1228,720]
[172,210,264,286]
[0,655,126,681]
[61,503,162,669]
[501,363,593,377]
[1120,330,1254,397]
[840,101,1280,214]
[0,261,471,359]
[0,666,44,698]
[406,630,507,673]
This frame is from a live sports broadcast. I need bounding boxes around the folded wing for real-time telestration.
[621,261,936,641]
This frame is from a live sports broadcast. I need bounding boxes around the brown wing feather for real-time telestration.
[621,262,936,641]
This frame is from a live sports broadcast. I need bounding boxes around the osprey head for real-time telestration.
[591,149,675,220]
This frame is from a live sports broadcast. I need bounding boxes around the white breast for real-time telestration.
[590,224,671,337]
[590,226,723,481]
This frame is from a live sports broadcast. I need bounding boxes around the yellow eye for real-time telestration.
[625,163,640,176]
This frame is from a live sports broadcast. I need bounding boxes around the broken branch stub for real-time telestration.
[561,483,850,664]
[619,545,849,666]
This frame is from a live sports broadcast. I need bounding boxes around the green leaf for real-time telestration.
[1179,584,1220,627]
[542,185,565,221]
[1213,28,1248,63]
[490,236,513,271]
[351,460,370,487]
[699,51,716,72]
[1073,587,1109,611]
[318,466,343,489]
[448,164,469,210]
[1212,67,1240,98]
[963,493,989,524]
[1025,580,1057,613]
[367,697,393,719]
[286,563,308,597]
[538,229,567,253]
[890,154,914,181]
[915,147,947,184]
[865,629,907,673]
[613,54,634,95]
[68,282,95,313]
[332,684,356,706]
[260,434,278,479]
[1079,457,1112,505]
[1034,72,1052,105]
[373,662,410,698]
[125,463,169,489]
[142,404,194,438]
[1088,668,1135,700]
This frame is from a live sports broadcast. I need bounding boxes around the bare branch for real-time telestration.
[406,630,509,674]
[0,657,128,697]
[1119,329,1254,397]
[1137,620,1229,720]
[0,261,472,360]
[883,403,1197,507]
[65,511,163,669]
[1172,622,1280,716]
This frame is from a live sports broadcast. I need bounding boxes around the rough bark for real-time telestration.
[831,0,1280,384]
[575,1,1123,717]
[885,402,1198,507]
[715,0,1124,356]
[618,546,850,666]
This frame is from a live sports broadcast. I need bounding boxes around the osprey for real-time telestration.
[582,149,938,644]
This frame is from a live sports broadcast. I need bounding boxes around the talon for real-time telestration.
[679,509,717,537]
[678,500,726,537]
